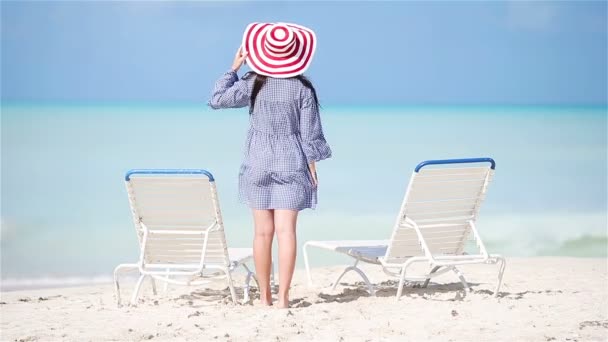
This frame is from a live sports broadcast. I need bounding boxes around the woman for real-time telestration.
[208,23,331,308]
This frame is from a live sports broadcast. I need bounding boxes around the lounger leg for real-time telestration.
[270,260,276,291]
[224,269,237,305]
[130,275,146,306]
[331,260,375,296]
[113,266,124,306]
[244,272,252,303]
[113,263,139,306]
[422,266,441,288]
[331,268,348,291]
[150,276,157,296]
[396,266,408,300]
[163,268,170,295]
[451,267,471,292]
[242,264,255,304]
[114,274,121,306]
[396,259,419,300]
[303,242,313,287]
[494,256,506,297]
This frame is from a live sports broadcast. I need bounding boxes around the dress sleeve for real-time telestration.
[299,90,332,163]
[208,70,251,109]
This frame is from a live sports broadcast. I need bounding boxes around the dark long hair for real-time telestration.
[243,72,320,114]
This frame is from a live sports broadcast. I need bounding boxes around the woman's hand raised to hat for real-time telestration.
[231,47,248,73]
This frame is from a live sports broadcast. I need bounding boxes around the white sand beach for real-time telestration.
[1,257,606,341]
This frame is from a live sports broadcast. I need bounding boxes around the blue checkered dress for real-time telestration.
[208,70,332,210]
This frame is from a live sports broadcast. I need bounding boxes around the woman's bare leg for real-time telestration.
[274,209,298,309]
[253,209,275,305]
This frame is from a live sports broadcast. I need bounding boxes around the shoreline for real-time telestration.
[1,257,607,341]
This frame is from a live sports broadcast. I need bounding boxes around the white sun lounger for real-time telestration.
[303,158,506,299]
[113,169,257,306]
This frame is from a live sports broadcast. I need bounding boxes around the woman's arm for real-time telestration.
[299,89,332,186]
[208,48,250,109]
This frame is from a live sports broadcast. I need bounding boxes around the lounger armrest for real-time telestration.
[204,221,221,233]
[403,217,437,264]
[467,220,489,259]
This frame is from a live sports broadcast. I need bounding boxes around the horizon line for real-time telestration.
[1,100,607,109]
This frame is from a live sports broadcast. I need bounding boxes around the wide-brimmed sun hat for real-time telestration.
[242,22,316,78]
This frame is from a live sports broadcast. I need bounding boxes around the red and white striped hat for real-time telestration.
[242,22,316,78]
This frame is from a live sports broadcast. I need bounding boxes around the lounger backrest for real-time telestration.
[125,170,230,269]
[384,158,495,263]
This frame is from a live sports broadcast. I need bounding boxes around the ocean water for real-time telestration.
[1,104,606,290]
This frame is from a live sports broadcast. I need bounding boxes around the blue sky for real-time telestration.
[1,1,606,105]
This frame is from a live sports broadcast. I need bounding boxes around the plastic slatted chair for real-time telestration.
[303,158,506,299]
[114,169,257,306]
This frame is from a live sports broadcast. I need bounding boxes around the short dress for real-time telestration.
[208,70,332,210]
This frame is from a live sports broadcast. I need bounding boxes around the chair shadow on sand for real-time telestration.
[169,280,483,308]
[315,280,482,304]
[171,286,314,308]
[170,288,250,308]
[144,282,558,311]
[313,281,567,303]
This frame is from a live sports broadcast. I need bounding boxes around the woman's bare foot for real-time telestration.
[276,295,289,309]
[259,300,273,306]
[259,289,273,306]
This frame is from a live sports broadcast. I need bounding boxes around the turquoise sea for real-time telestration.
[1,104,606,290]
